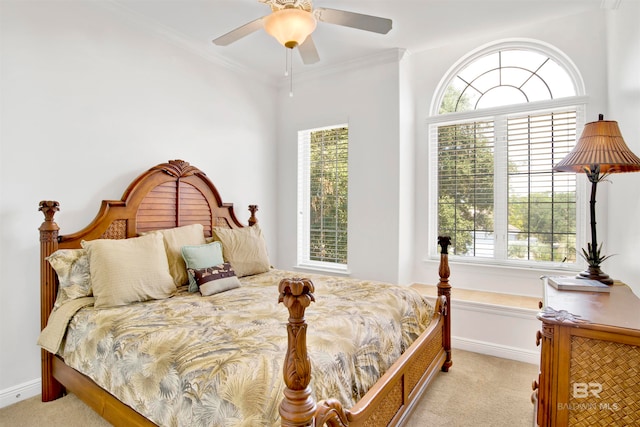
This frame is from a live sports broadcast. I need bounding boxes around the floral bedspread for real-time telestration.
[59,269,434,427]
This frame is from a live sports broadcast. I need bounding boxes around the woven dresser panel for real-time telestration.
[567,335,640,426]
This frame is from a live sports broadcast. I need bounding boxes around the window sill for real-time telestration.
[419,256,571,298]
[411,283,540,311]
[294,263,351,276]
[423,256,582,275]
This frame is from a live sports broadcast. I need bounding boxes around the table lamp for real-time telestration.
[554,114,640,284]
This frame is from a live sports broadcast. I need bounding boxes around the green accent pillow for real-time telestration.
[181,241,225,292]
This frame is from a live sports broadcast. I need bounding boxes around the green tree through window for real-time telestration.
[298,125,348,267]
[437,119,495,256]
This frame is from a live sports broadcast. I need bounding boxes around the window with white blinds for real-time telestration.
[430,44,586,267]
[434,108,581,264]
[297,124,349,270]
[437,120,495,258]
[506,111,578,263]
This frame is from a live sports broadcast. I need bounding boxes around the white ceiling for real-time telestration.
[111,0,605,81]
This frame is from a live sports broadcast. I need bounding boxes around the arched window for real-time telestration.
[429,40,587,267]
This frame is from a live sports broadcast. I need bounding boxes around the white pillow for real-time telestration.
[81,233,176,308]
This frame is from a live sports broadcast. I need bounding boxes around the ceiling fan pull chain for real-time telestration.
[288,48,294,97]
[284,47,289,76]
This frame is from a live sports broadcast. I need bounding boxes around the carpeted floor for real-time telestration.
[404,350,538,426]
[0,350,538,426]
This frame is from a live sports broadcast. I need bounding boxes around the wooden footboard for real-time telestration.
[279,236,452,427]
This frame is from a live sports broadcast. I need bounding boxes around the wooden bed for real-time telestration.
[38,159,452,427]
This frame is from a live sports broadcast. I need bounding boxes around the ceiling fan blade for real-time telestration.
[298,36,320,64]
[212,17,264,46]
[314,8,392,34]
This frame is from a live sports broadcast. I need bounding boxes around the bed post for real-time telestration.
[437,236,453,372]
[278,278,317,427]
[38,200,64,401]
[248,205,258,226]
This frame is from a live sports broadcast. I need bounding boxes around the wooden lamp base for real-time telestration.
[577,266,614,285]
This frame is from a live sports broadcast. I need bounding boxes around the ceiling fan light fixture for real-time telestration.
[264,8,317,48]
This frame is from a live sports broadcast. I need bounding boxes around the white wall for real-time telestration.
[0,2,277,403]
[275,50,407,284]
[606,1,640,296]
[411,9,610,298]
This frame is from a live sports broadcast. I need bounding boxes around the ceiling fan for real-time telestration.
[212,0,393,65]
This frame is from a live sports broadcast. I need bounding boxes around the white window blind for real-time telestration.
[437,120,496,258]
[506,110,578,262]
[297,124,349,270]
[433,107,583,265]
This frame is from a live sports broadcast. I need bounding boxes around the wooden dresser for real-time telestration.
[533,278,640,426]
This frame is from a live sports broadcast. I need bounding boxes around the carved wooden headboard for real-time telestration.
[52,160,255,246]
[38,159,257,325]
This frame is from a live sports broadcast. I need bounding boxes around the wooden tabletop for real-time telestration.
[543,279,640,332]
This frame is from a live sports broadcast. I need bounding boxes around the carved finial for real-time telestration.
[248,205,258,226]
[279,278,315,320]
[39,201,61,236]
[39,201,60,222]
[153,160,204,178]
[438,235,451,254]
[437,236,451,282]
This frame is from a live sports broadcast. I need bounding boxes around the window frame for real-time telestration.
[297,123,350,273]
[427,40,588,270]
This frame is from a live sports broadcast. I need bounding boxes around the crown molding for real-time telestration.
[279,48,408,87]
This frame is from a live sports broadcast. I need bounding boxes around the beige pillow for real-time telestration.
[82,233,176,308]
[142,224,206,286]
[212,225,270,277]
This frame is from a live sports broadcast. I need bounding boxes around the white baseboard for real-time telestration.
[452,336,540,365]
[421,292,541,366]
[0,378,41,409]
